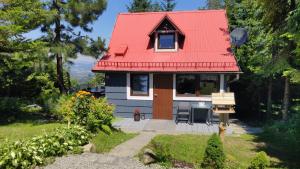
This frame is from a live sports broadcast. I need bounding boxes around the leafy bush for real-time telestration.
[201,133,225,169]
[55,95,75,127]
[248,151,270,169]
[72,91,94,126]
[87,98,114,132]
[55,91,114,132]
[0,125,90,168]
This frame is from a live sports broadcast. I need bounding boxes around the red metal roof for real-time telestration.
[93,10,240,72]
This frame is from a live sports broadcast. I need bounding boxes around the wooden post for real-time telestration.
[219,114,226,142]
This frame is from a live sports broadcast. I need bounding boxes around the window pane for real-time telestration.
[176,74,196,96]
[199,75,219,95]
[158,33,175,49]
[131,74,149,96]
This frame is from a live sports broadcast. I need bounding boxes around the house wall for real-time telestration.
[105,72,226,119]
[105,73,153,118]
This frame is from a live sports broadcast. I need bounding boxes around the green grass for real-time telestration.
[141,134,281,168]
[0,122,66,143]
[91,131,138,153]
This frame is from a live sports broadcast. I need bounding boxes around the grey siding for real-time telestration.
[105,73,153,118]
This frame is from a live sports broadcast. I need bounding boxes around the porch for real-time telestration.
[112,118,262,135]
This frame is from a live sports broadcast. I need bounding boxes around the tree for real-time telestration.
[205,0,225,9]
[259,0,297,120]
[127,0,154,12]
[160,0,176,11]
[41,0,107,93]
[0,0,57,97]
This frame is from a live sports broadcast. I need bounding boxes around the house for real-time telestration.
[92,10,241,120]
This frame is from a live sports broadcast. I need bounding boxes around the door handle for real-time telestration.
[154,94,158,97]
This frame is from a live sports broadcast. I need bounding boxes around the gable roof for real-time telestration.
[93,10,240,72]
[148,14,185,36]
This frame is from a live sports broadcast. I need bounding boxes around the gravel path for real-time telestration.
[43,153,163,169]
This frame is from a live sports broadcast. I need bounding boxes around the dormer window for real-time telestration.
[158,32,175,49]
[149,15,185,52]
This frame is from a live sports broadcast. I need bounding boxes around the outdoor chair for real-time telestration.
[175,102,191,124]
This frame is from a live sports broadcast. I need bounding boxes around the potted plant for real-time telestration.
[134,108,141,121]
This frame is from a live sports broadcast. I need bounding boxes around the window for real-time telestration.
[199,75,219,96]
[176,74,219,97]
[130,74,149,96]
[158,33,175,49]
[176,74,197,96]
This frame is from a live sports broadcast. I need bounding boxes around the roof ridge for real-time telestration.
[118,9,225,15]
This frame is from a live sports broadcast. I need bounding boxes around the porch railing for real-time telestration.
[97,61,236,69]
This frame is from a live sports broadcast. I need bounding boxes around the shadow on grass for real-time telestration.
[252,132,299,169]
[0,112,58,126]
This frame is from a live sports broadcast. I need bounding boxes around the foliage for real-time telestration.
[127,0,176,12]
[55,91,114,132]
[205,0,225,9]
[88,97,114,132]
[142,134,262,168]
[55,95,75,127]
[127,0,154,12]
[248,151,270,169]
[91,131,137,153]
[261,110,300,159]
[160,0,176,11]
[150,140,173,168]
[0,125,90,168]
[40,0,107,93]
[72,91,94,126]
[201,134,225,169]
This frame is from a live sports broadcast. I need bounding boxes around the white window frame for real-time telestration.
[155,32,178,52]
[126,73,153,100]
[172,74,225,101]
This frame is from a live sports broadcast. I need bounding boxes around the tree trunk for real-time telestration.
[266,77,272,119]
[282,77,290,121]
[56,53,66,93]
[53,0,66,94]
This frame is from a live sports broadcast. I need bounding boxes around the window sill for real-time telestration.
[173,96,212,101]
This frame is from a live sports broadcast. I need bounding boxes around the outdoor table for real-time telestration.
[191,103,212,125]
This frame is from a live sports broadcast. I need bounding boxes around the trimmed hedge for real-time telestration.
[0,125,90,168]
[201,133,225,169]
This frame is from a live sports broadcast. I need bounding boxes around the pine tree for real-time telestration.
[206,0,225,9]
[127,0,154,12]
[41,0,107,93]
[160,0,176,11]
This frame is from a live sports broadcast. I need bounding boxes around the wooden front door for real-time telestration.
[153,74,173,119]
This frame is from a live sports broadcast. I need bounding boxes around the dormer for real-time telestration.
[148,15,185,52]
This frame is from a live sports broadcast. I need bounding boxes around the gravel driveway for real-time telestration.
[43,153,163,169]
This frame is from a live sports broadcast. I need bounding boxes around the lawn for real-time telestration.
[0,122,66,143]
[91,130,138,153]
[141,134,281,168]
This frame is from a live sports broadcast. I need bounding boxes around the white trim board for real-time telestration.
[172,74,213,101]
[126,73,153,100]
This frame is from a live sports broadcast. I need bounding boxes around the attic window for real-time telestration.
[158,33,175,49]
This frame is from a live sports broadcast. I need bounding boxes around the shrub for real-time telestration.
[0,125,90,169]
[87,98,114,132]
[72,91,94,126]
[55,95,75,127]
[201,133,225,169]
[55,91,114,133]
[248,151,270,169]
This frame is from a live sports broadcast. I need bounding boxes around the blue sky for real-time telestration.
[25,0,206,44]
